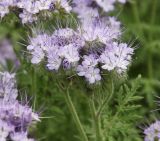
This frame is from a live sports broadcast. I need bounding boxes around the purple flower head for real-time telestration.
[72,0,99,20]
[144,121,160,141]
[95,0,115,12]
[27,34,51,64]
[0,0,71,23]
[0,71,40,140]
[59,44,80,64]
[19,10,37,24]
[77,54,101,84]
[46,46,62,71]
[100,42,134,73]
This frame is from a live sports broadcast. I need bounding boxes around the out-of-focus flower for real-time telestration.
[11,132,34,141]
[19,10,37,24]
[0,72,17,102]
[144,121,160,141]
[0,39,19,67]
[0,119,14,141]
[0,71,39,141]
[0,0,72,23]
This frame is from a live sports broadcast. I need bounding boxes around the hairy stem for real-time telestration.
[97,80,114,118]
[63,88,88,141]
[89,95,102,141]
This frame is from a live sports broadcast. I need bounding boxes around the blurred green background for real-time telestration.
[0,0,160,140]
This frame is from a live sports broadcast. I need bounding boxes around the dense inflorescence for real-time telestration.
[0,0,71,23]
[27,15,133,84]
[144,121,160,141]
[0,72,39,141]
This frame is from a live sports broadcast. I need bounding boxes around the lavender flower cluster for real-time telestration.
[0,0,71,23]
[72,0,126,21]
[27,16,133,84]
[144,121,160,141]
[0,72,39,141]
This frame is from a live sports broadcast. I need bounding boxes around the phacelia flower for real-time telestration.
[28,28,84,70]
[77,54,101,84]
[0,0,72,23]
[100,42,134,73]
[144,121,160,141]
[11,132,34,141]
[0,71,39,141]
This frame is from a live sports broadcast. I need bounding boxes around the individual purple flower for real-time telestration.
[77,54,101,84]
[60,44,80,64]
[85,67,101,84]
[59,0,72,13]
[11,132,34,141]
[100,42,134,73]
[95,0,115,12]
[0,3,9,18]
[82,54,98,67]
[73,0,99,20]
[0,119,14,141]
[144,121,160,141]
[46,46,62,71]
[19,10,37,24]
[38,0,53,11]
[27,34,51,64]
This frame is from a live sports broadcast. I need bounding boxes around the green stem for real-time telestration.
[63,88,88,141]
[148,0,157,79]
[97,81,114,118]
[89,96,102,141]
[131,1,144,40]
[31,67,37,111]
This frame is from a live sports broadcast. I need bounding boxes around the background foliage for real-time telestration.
[0,0,160,140]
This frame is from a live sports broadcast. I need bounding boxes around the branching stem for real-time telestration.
[89,95,102,141]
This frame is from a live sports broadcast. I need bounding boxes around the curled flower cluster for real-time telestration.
[27,16,133,84]
[0,72,39,141]
[72,0,126,21]
[0,0,71,23]
[144,121,160,141]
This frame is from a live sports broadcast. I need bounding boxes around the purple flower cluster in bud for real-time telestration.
[0,72,39,141]
[0,0,71,23]
[144,121,160,141]
[27,16,133,84]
